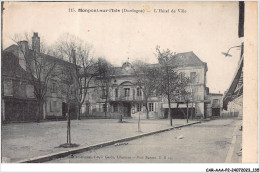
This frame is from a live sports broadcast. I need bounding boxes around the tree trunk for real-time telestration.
[67,103,71,145]
[119,103,123,123]
[119,114,123,123]
[77,104,81,120]
[177,102,179,119]
[36,101,43,123]
[168,97,172,126]
[138,111,141,132]
[104,105,107,118]
[104,110,107,118]
[145,103,149,119]
[191,102,193,120]
[186,102,189,123]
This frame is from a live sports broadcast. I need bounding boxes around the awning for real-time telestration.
[223,53,243,110]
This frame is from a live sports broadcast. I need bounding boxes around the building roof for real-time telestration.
[113,51,207,76]
[2,44,77,81]
[4,44,75,67]
[168,51,207,68]
[1,52,33,80]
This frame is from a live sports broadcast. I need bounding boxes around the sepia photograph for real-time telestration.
[0,1,258,171]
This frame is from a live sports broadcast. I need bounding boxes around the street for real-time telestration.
[48,118,242,163]
[1,118,196,162]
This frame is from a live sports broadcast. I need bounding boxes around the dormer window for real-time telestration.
[122,62,131,71]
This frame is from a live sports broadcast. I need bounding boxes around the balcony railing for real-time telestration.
[110,95,144,102]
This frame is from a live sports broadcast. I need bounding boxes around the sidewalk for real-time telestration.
[225,119,242,163]
[1,118,199,163]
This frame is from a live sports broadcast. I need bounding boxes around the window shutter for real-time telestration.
[155,103,157,112]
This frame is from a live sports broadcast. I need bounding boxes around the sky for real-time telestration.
[2,2,242,94]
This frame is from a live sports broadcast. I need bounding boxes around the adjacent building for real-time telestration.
[206,93,223,117]
[1,50,37,122]
[2,33,77,122]
[223,2,244,118]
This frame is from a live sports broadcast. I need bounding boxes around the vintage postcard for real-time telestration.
[0,1,258,172]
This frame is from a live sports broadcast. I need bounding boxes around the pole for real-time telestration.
[191,102,193,120]
[138,111,141,132]
[66,113,69,144]
[68,111,71,144]
[186,102,189,123]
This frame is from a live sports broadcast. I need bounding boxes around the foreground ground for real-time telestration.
[2,118,197,162]
[48,118,242,163]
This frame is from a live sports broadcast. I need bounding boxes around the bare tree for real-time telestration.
[132,60,158,119]
[95,58,115,118]
[56,64,77,146]
[155,46,190,126]
[52,33,98,120]
[175,73,191,123]
[12,32,56,122]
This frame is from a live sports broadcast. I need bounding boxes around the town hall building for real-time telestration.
[81,51,218,120]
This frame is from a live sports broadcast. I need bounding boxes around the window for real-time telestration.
[115,88,118,98]
[137,88,142,96]
[113,104,118,112]
[137,103,142,112]
[149,103,154,111]
[26,85,34,98]
[4,79,13,96]
[190,72,196,83]
[213,99,220,106]
[124,88,130,97]
[101,88,107,98]
[102,104,107,112]
[50,83,57,93]
[50,101,57,112]
[192,87,197,93]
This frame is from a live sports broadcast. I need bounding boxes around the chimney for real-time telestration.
[32,32,40,53]
[18,41,29,55]
[71,49,76,64]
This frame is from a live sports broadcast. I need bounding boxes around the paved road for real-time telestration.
[48,118,242,163]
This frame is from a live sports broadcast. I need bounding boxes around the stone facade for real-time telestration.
[206,93,223,117]
[81,52,210,119]
[2,33,77,122]
[1,51,38,122]
[2,34,213,121]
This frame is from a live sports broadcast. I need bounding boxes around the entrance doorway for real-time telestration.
[123,103,131,117]
[62,102,67,117]
[212,108,220,116]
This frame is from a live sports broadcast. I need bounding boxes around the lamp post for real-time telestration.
[221,45,241,57]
